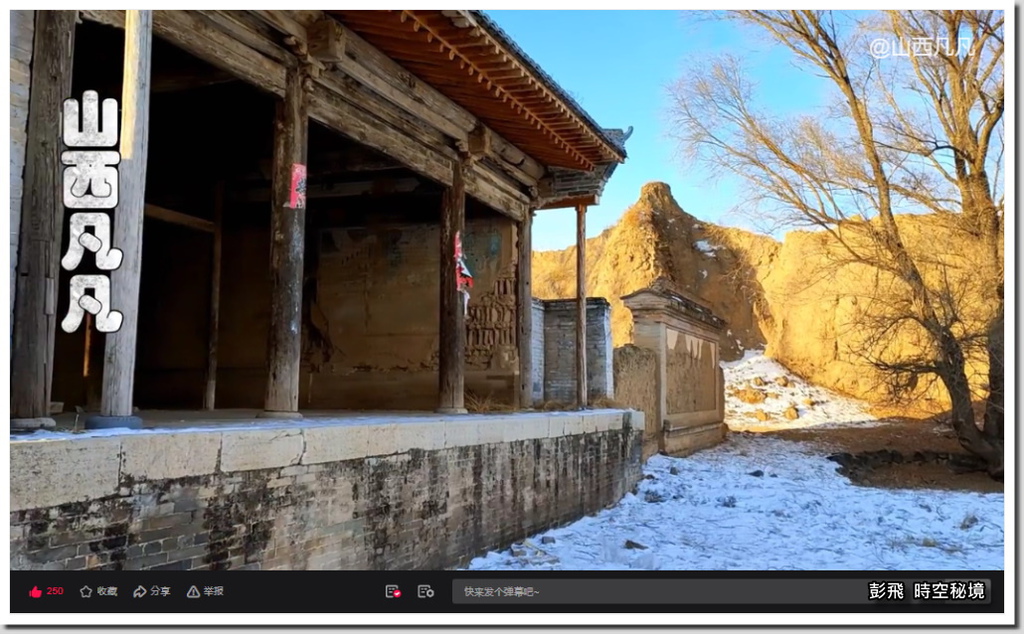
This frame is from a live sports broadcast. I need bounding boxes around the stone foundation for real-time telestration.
[10,409,643,571]
[663,421,729,458]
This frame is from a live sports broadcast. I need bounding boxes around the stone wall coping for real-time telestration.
[539,297,611,310]
[622,288,726,331]
[9,409,643,512]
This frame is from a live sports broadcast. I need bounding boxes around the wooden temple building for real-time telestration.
[9,10,628,429]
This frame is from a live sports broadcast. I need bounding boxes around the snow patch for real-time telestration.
[464,434,1004,571]
[721,351,876,432]
[694,240,724,255]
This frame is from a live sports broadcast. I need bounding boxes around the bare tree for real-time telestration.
[668,10,1003,476]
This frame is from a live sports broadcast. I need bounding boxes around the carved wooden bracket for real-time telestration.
[308,17,346,63]
[284,35,326,80]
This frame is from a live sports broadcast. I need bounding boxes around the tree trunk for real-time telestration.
[938,331,1003,479]
[983,306,1004,442]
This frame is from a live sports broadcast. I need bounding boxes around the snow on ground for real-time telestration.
[722,349,880,432]
[466,434,1004,571]
[465,349,1003,572]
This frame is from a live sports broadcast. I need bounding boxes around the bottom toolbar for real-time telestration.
[12,570,1003,613]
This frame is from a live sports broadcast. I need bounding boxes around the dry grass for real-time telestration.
[536,400,579,412]
[464,393,626,414]
[591,396,627,409]
[464,391,513,414]
[533,397,627,412]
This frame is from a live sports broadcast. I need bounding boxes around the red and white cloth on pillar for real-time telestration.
[454,231,473,316]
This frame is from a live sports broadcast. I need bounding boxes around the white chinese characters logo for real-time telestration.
[60,91,124,334]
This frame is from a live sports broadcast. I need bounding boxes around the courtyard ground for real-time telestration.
[465,352,1005,571]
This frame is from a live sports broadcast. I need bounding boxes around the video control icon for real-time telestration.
[417,585,435,599]
[385,585,402,599]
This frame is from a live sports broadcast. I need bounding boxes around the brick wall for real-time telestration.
[10,11,34,341]
[540,298,614,403]
[10,410,643,571]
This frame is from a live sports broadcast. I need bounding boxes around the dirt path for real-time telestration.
[762,418,1003,494]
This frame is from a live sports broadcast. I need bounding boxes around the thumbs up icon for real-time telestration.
[29,587,42,599]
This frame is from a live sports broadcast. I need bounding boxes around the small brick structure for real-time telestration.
[620,285,727,457]
[533,297,614,404]
[10,409,643,571]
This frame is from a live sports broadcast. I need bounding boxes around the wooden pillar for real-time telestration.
[438,159,467,414]
[203,181,224,410]
[576,203,588,408]
[516,210,534,409]
[262,64,309,418]
[10,11,77,430]
[89,10,152,428]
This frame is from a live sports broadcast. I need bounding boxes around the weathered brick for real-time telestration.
[11,421,641,572]
[127,553,169,569]
[538,298,613,403]
[140,512,195,531]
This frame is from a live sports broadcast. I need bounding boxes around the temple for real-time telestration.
[10,10,628,429]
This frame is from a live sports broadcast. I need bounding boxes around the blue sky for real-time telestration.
[487,10,832,251]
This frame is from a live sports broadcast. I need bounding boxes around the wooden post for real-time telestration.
[203,181,224,410]
[516,210,534,409]
[261,64,309,418]
[576,203,588,408]
[438,159,467,414]
[10,11,77,429]
[90,10,152,429]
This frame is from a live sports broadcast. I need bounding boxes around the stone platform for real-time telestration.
[11,408,643,571]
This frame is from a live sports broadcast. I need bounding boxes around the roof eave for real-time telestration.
[464,10,627,164]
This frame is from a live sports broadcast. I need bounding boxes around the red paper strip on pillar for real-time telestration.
[288,163,307,210]
[454,231,473,316]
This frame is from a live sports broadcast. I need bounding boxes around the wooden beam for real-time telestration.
[84,10,531,220]
[309,84,451,188]
[576,203,588,408]
[255,150,403,182]
[10,10,77,428]
[233,176,425,203]
[250,9,307,40]
[151,69,237,93]
[265,13,546,185]
[144,203,215,233]
[96,10,153,426]
[262,63,309,418]
[516,211,534,409]
[438,159,467,414]
[203,182,224,410]
[537,193,598,211]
